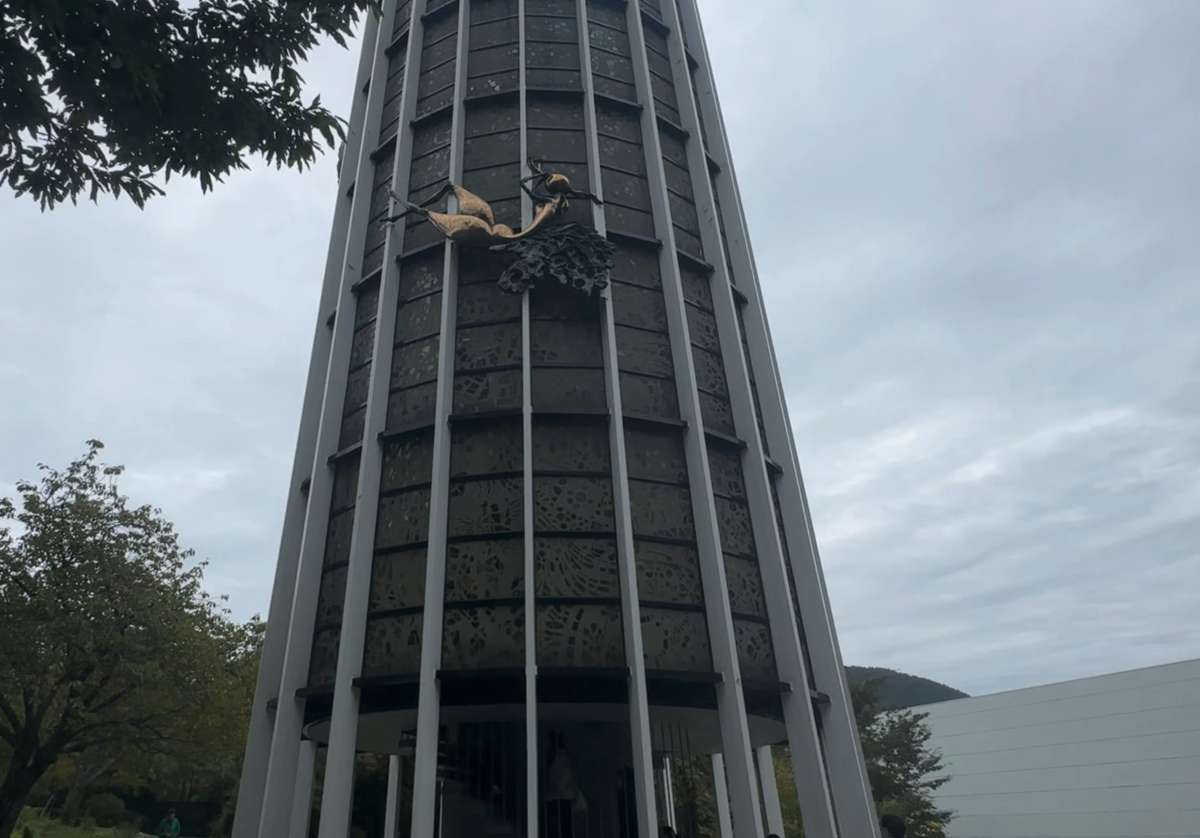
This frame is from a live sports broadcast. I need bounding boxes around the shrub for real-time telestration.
[83,793,126,827]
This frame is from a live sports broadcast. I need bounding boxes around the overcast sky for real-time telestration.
[2,0,1197,697]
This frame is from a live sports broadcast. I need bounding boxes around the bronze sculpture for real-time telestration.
[387,159,614,295]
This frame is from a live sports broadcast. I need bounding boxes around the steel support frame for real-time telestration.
[623,5,764,838]
[408,1,471,837]
[652,1,842,836]
[254,5,397,836]
[576,1,662,837]
[385,755,404,838]
[230,6,386,836]
[756,746,785,838]
[317,0,423,834]
[672,1,879,835]
[290,740,320,838]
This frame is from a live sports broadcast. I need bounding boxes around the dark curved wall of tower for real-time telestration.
[303,0,812,694]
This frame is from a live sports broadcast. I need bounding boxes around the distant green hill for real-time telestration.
[845,666,968,708]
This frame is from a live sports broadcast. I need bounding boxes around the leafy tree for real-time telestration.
[1,0,373,209]
[0,441,241,838]
[851,680,953,838]
[769,683,952,838]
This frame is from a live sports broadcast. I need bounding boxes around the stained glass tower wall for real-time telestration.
[231,1,877,838]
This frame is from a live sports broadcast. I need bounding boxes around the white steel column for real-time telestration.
[256,7,391,838]
[624,6,763,838]
[385,755,404,838]
[654,1,840,836]
[517,2,541,834]
[317,0,421,833]
[231,8,383,837]
[290,740,319,838]
[409,3,470,838]
[712,755,734,838]
[577,2,659,838]
[661,759,677,829]
[756,747,785,838]
[673,2,878,836]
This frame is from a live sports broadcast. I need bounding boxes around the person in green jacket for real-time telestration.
[156,808,180,838]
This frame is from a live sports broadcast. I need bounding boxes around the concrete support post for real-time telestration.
[576,1,660,836]
[385,755,403,838]
[408,3,469,838]
[316,0,415,835]
[290,740,319,838]
[255,6,390,837]
[624,4,764,838]
[712,755,734,838]
[662,759,677,830]
[672,1,879,835]
[756,747,785,838]
[230,5,384,837]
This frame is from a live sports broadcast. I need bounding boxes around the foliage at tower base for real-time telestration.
[0,441,260,838]
[666,679,953,838]
[851,679,953,838]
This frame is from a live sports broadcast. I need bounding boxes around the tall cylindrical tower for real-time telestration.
[233,2,877,838]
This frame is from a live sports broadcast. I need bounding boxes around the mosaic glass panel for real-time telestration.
[445,538,525,602]
[376,488,432,549]
[391,335,440,389]
[453,369,523,413]
[734,619,777,681]
[442,605,525,669]
[315,565,348,629]
[628,480,694,540]
[537,604,624,668]
[368,547,428,613]
[446,477,523,537]
[363,613,423,677]
[634,540,704,606]
[308,627,341,687]
[380,430,436,492]
[455,322,522,371]
[450,418,522,476]
[532,420,609,472]
[640,608,711,672]
[623,426,687,484]
[534,476,615,532]
[324,508,354,569]
[535,538,620,599]
[618,372,679,419]
[715,496,756,557]
[530,367,608,413]
[723,554,767,619]
[387,381,439,428]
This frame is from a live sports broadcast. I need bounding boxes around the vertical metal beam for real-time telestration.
[289,740,319,838]
[661,759,677,829]
[756,747,785,838]
[409,3,470,837]
[712,755,734,838]
[671,2,878,836]
[231,9,383,837]
[385,755,404,838]
[256,8,392,838]
[317,0,420,834]
[575,5,660,838]
[517,3,542,834]
[623,5,763,838]
[653,1,839,836]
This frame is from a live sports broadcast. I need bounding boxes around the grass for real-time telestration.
[14,810,154,838]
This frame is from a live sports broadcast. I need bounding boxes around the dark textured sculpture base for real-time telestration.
[493,222,618,295]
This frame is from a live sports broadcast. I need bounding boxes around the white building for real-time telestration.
[914,658,1200,838]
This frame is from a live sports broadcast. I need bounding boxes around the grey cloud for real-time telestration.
[697,0,1199,692]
